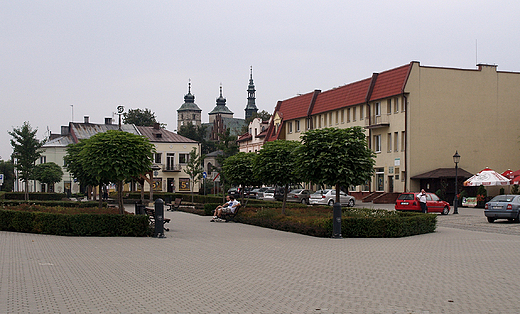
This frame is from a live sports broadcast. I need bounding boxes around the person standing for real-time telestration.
[418,189,428,213]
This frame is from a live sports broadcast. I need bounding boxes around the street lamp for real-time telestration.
[453,151,460,214]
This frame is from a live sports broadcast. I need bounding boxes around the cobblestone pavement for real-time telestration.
[2,206,520,313]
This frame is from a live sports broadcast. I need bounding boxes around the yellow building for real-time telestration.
[264,62,520,201]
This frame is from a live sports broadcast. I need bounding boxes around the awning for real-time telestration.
[411,168,473,180]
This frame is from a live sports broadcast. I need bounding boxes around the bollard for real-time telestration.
[153,198,165,238]
[332,202,342,239]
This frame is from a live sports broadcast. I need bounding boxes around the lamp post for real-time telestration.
[453,151,460,214]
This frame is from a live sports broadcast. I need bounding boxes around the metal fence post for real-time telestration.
[154,198,165,238]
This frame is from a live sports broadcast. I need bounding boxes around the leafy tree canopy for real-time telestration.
[0,160,15,191]
[222,152,259,203]
[33,162,64,186]
[9,122,45,200]
[177,122,215,154]
[123,108,164,127]
[297,127,375,201]
[253,140,302,213]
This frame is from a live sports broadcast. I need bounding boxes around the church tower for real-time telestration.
[177,80,202,128]
[245,66,258,120]
[208,84,234,124]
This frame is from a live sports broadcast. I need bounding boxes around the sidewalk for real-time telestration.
[1,209,520,313]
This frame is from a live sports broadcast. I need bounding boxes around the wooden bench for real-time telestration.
[220,204,241,222]
[145,207,171,231]
[166,198,182,211]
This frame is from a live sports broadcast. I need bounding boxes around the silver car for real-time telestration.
[309,189,355,207]
[262,188,275,201]
[485,195,520,223]
[286,189,312,204]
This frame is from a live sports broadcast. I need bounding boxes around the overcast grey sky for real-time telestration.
[1,0,519,160]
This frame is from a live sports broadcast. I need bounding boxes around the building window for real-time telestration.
[318,115,321,128]
[308,118,312,130]
[387,99,392,114]
[375,102,381,116]
[166,153,175,170]
[288,121,293,133]
[387,133,392,153]
[394,98,399,113]
[402,100,406,112]
[375,167,385,191]
[353,107,356,121]
[360,105,364,120]
[179,153,189,164]
[329,112,333,126]
[347,108,351,123]
[394,132,399,152]
[155,153,162,164]
[192,114,196,120]
[40,156,46,164]
[374,135,381,153]
[296,120,300,132]
[335,111,339,125]
[401,131,406,152]
[341,110,345,123]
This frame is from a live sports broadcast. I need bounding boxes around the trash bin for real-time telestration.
[135,202,146,215]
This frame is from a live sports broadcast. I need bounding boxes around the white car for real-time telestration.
[262,188,275,201]
[309,189,355,207]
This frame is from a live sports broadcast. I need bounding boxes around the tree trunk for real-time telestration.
[24,180,29,201]
[98,185,103,209]
[118,181,124,214]
[282,184,288,215]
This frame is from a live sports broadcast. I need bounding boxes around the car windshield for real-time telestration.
[290,189,303,193]
[490,195,516,202]
[398,194,415,200]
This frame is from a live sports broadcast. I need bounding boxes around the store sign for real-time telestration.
[394,158,400,166]
[179,178,190,191]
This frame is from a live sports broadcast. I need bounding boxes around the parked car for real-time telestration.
[395,192,450,214]
[255,187,273,199]
[286,189,313,204]
[485,195,520,223]
[262,188,275,201]
[227,187,241,196]
[309,189,355,207]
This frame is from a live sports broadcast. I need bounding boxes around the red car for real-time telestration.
[395,192,450,215]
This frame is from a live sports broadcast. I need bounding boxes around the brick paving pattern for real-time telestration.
[1,205,520,313]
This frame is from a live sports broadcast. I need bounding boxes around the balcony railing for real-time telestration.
[163,164,182,172]
[365,114,390,129]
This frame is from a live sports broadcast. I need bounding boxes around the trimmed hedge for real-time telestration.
[233,208,436,238]
[4,192,67,201]
[1,200,105,208]
[0,209,151,236]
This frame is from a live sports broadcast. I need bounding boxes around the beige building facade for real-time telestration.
[264,62,520,198]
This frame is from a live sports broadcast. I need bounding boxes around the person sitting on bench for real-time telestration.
[211,195,240,222]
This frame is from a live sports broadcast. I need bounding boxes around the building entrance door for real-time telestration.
[388,176,394,193]
[167,178,175,193]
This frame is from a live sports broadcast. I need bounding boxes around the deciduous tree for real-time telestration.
[253,140,302,214]
[123,108,164,127]
[33,162,64,192]
[9,122,45,200]
[297,127,375,204]
[183,147,204,203]
[222,152,259,204]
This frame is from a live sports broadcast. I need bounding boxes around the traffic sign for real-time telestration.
[0,173,3,185]
[203,171,207,179]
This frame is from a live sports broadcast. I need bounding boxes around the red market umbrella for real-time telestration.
[502,169,515,180]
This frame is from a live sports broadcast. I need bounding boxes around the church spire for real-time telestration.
[245,66,258,120]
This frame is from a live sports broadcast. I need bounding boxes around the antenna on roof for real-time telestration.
[475,39,478,66]
[70,104,74,122]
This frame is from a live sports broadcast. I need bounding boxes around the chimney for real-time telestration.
[105,117,113,125]
[61,126,69,135]
[153,122,160,130]
[84,116,90,124]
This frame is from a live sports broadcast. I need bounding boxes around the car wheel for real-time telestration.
[347,199,355,207]
[487,217,495,223]
[515,212,520,223]
[441,206,449,215]
[301,198,307,205]
[328,199,334,206]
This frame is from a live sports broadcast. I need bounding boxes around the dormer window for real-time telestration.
[154,133,162,138]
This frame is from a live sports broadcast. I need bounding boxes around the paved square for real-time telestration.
[1,207,520,313]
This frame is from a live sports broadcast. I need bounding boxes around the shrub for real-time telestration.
[4,192,66,201]
[0,208,150,236]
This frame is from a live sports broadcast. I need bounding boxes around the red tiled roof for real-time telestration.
[237,133,252,142]
[311,78,372,115]
[276,92,316,121]
[369,64,411,101]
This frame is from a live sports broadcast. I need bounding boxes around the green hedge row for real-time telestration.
[3,192,67,201]
[0,209,151,236]
[233,210,436,238]
[1,200,105,208]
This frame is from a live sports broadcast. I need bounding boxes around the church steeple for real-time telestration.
[208,84,234,123]
[245,66,258,120]
[177,79,202,127]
